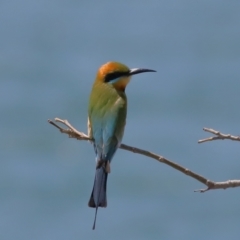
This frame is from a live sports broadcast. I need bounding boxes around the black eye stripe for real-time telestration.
[105,71,129,82]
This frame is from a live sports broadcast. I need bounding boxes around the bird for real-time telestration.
[87,61,156,229]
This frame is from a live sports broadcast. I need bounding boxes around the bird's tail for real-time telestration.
[88,163,108,230]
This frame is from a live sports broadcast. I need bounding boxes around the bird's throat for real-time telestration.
[113,77,130,91]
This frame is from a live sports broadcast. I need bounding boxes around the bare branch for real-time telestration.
[198,128,240,143]
[194,180,240,192]
[48,119,240,192]
[48,118,90,141]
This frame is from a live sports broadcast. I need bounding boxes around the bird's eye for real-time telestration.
[105,71,129,83]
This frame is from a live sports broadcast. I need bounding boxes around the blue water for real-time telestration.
[1,1,240,239]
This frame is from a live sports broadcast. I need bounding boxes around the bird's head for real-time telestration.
[96,61,156,91]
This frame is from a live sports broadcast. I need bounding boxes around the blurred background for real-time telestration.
[1,0,240,239]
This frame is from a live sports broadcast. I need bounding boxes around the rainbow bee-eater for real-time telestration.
[88,61,156,229]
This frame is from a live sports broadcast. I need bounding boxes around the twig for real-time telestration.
[48,118,90,141]
[198,128,240,143]
[194,180,240,192]
[48,119,240,192]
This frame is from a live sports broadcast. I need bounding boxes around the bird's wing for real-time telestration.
[90,97,126,162]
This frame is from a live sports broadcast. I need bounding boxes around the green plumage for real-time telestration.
[88,80,127,160]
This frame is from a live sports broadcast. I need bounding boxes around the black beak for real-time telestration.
[129,68,156,76]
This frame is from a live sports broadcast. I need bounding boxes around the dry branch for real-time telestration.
[198,128,240,143]
[48,119,240,192]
